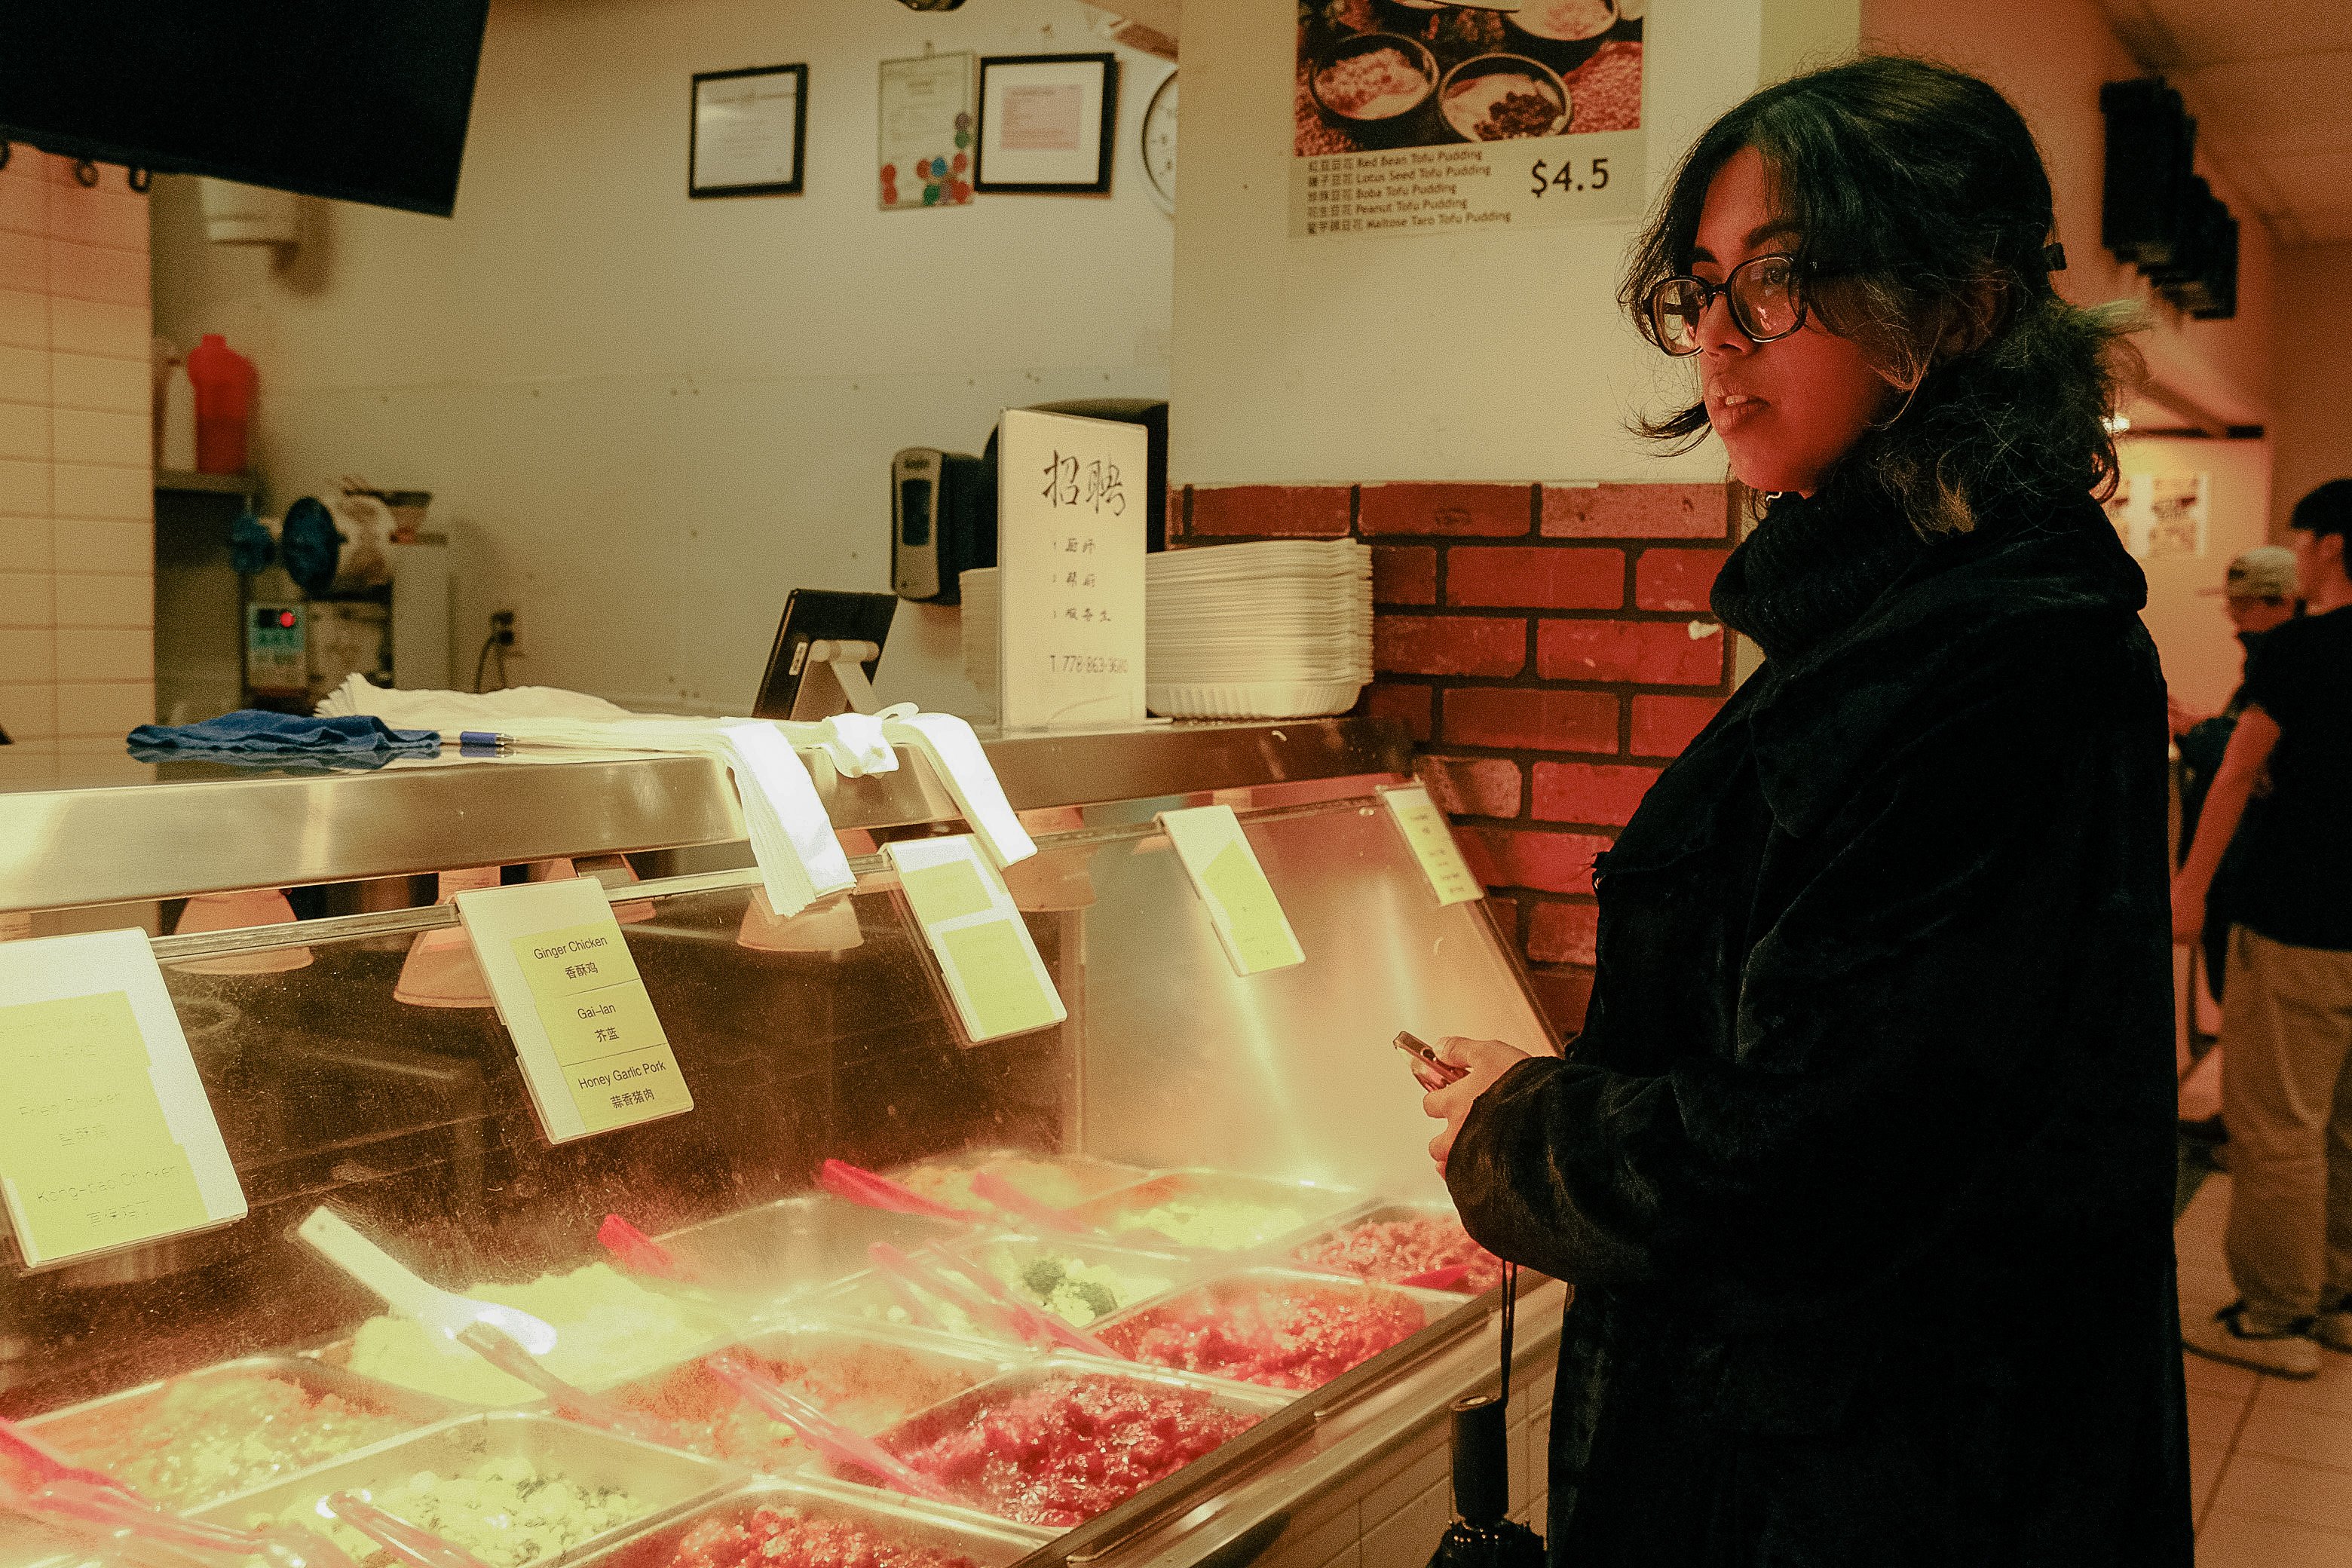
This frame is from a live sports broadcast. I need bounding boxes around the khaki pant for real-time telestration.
[2222,925,2352,1330]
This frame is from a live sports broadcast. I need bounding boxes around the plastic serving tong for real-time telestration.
[816,1159,970,1221]
[968,1169,1092,1235]
[297,1207,558,1354]
[704,1355,960,1507]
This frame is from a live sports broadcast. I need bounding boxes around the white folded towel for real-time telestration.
[315,673,660,729]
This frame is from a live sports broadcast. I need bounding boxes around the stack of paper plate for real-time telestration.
[960,568,999,697]
[960,541,1374,720]
[1145,540,1372,718]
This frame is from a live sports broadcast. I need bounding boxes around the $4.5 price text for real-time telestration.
[1529,155,1612,200]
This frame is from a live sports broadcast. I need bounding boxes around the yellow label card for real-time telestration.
[939,920,1065,1039]
[457,878,693,1144]
[1158,805,1306,976]
[0,993,209,1263]
[900,859,995,926]
[884,835,1067,1045]
[1382,784,1484,906]
[0,929,247,1270]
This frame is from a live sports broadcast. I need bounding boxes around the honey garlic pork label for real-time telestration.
[1292,0,1648,238]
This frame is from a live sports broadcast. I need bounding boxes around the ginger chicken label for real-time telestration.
[457,878,692,1142]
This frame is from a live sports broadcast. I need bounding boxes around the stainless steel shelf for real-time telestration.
[0,718,1411,912]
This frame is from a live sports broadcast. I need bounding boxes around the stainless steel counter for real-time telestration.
[0,716,1555,1568]
[0,718,1411,912]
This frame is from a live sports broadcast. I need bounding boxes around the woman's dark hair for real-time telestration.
[1622,55,2142,535]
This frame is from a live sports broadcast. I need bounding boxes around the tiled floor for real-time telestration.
[2176,1174,2352,1564]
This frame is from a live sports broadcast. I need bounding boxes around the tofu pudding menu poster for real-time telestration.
[1292,0,1647,239]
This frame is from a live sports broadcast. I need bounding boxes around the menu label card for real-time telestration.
[0,929,247,1270]
[996,407,1149,731]
[1382,784,1484,906]
[887,835,1066,1043]
[457,879,693,1142]
[1158,806,1306,976]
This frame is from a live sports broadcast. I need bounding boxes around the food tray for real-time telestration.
[1285,1202,1508,1295]
[657,1194,977,1316]
[190,1411,739,1568]
[810,1232,1200,1343]
[577,1476,1049,1568]
[22,1353,465,1511]
[835,1355,1288,1528]
[601,1323,1022,1474]
[1092,1266,1460,1394]
[1063,1169,1364,1255]
[879,1147,1157,1218]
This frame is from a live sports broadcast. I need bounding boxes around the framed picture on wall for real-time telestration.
[690,63,809,198]
[975,53,1119,194]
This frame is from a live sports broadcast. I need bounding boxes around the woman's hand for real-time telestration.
[2170,871,2207,946]
[1422,1036,1531,1176]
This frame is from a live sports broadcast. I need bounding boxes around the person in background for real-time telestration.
[2174,479,2352,1379]
[2170,545,2301,744]
[2172,546,2299,1136]
[1420,57,2185,1567]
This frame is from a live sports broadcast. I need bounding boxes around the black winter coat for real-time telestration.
[1447,499,2192,1566]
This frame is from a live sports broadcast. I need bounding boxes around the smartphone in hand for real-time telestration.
[1396,1030,1468,1092]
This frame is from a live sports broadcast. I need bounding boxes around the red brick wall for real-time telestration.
[1171,481,1741,1039]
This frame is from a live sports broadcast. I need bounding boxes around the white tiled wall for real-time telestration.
[0,148,153,769]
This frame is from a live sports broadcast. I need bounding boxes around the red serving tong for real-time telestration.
[869,1242,1117,1358]
[596,1214,696,1282]
[1398,1263,1474,1290]
[865,1242,1035,1346]
[926,1243,1123,1359]
[706,1354,960,1508]
[969,1169,1092,1236]
[818,1159,970,1221]
[452,1321,684,1450]
[0,1417,152,1508]
[3,1416,362,1568]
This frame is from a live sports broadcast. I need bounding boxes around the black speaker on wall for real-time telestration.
[2098,77,2237,320]
[2142,179,2239,320]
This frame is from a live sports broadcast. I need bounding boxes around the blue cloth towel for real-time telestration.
[127,711,439,757]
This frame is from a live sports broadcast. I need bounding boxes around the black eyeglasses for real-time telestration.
[1645,254,1807,356]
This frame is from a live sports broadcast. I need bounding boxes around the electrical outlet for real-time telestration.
[490,609,519,654]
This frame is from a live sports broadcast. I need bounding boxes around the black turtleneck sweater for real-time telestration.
[1710,487,1931,666]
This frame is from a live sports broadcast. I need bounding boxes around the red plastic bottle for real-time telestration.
[185,333,256,474]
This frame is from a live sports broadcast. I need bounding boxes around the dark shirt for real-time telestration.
[2233,604,2352,951]
[2175,627,2269,860]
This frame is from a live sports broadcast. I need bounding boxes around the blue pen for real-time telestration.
[458,730,514,754]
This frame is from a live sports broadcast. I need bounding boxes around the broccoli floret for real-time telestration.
[1021,1257,1067,1297]
[1067,1280,1119,1318]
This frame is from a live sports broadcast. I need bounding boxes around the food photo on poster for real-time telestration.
[1291,0,1647,238]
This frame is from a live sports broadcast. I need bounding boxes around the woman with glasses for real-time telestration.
[1419,56,2189,1566]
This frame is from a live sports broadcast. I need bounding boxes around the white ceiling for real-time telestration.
[2099,0,2352,247]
